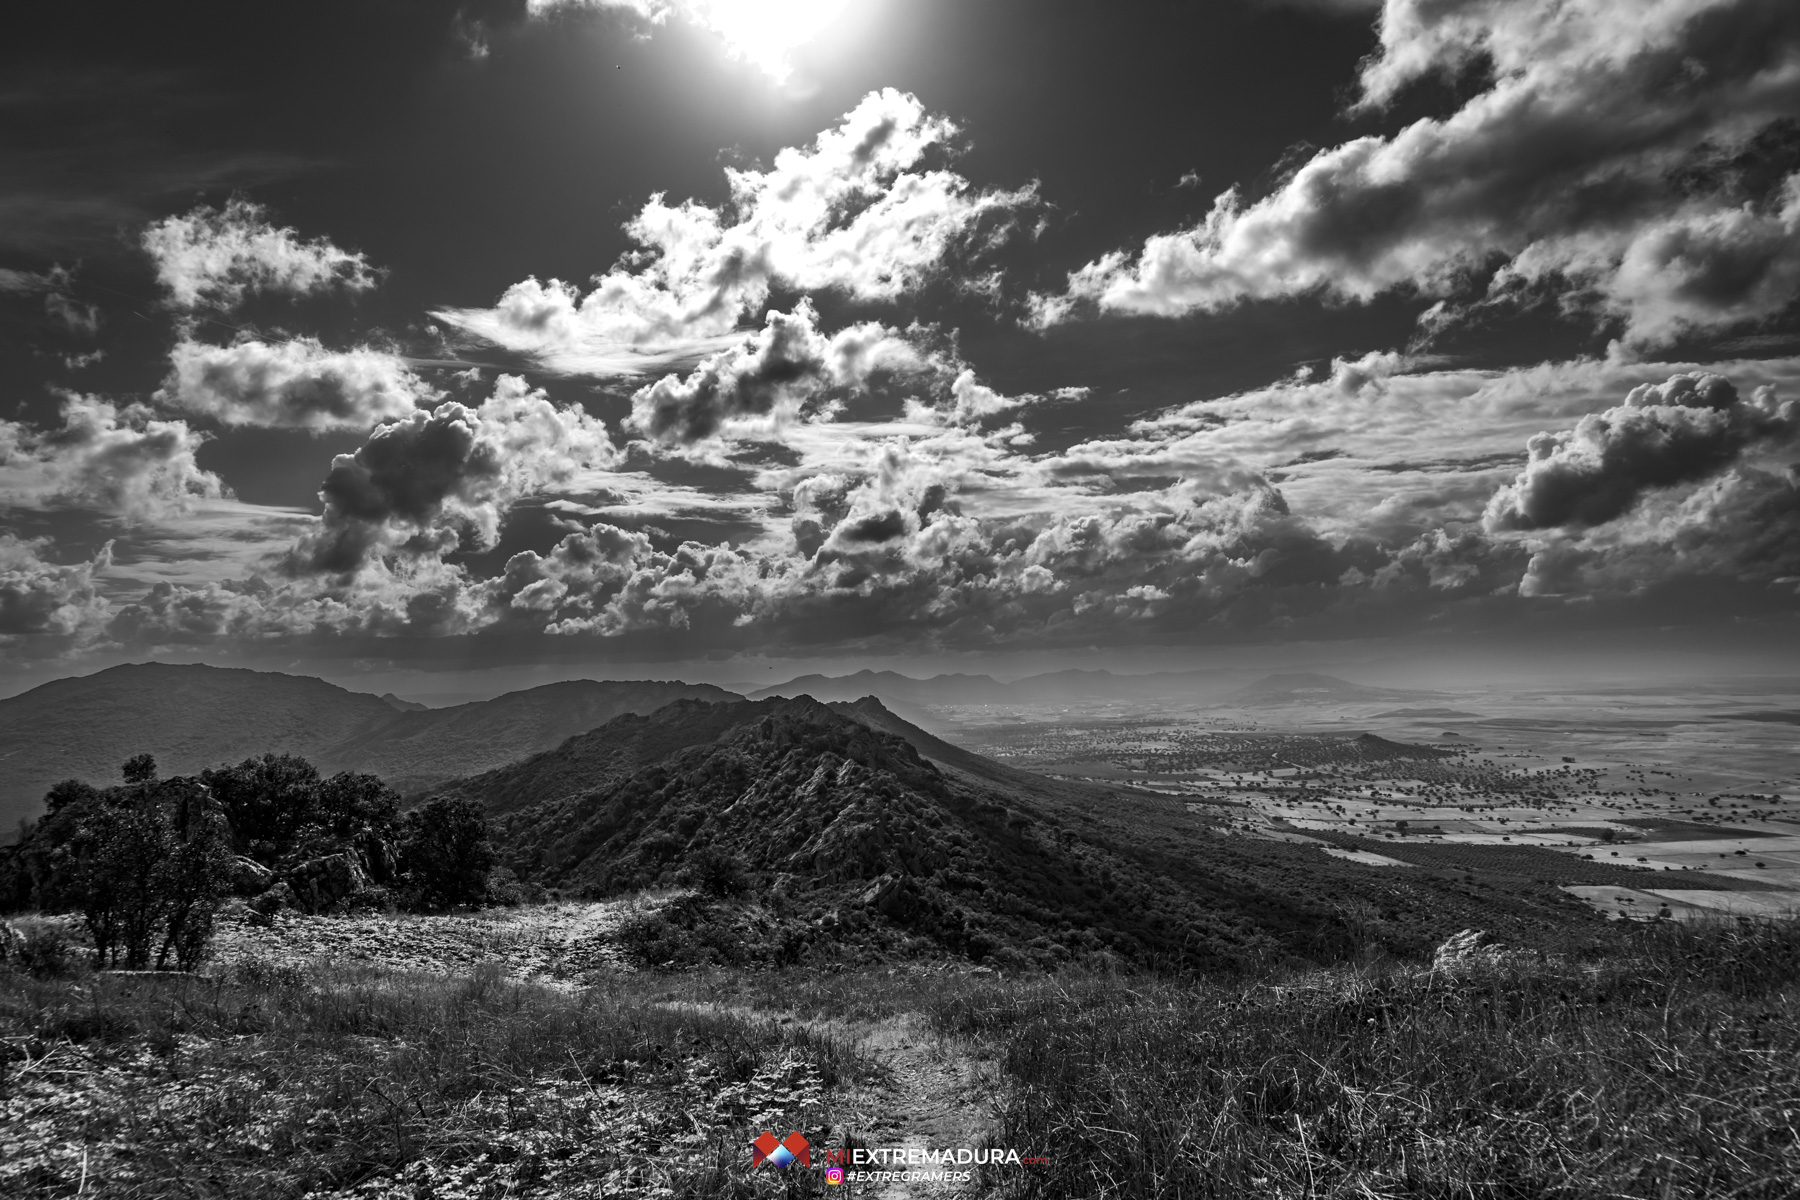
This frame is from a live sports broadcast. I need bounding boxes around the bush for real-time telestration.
[2,916,84,978]
[684,846,749,898]
[68,772,231,970]
[400,796,498,911]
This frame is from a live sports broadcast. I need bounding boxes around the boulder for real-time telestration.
[283,853,372,914]
[227,856,275,897]
[248,881,296,916]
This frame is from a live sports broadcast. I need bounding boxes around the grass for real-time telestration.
[6,915,1798,1198]
[1,954,864,1198]
[921,919,1800,1199]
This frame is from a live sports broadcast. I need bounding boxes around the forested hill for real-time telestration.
[0,663,735,829]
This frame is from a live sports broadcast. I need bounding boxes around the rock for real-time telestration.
[283,853,372,914]
[249,881,295,916]
[218,897,255,922]
[860,873,905,916]
[227,856,275,897]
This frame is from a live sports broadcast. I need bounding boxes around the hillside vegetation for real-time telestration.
[445,696,1615,972]
[0,664,734,828]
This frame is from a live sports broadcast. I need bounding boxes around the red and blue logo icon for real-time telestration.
[751,1131,811,1168]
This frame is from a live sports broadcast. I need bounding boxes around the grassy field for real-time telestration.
[7,915,1796,1198]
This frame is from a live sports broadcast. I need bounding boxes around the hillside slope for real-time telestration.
[316,679,739,794]
[0,663,397,829]
[466,697,1603,971]
[0,664,738,829]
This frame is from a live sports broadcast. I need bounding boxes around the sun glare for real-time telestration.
[689,0,854,82]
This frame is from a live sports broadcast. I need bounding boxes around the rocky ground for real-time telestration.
[211,897,665,986]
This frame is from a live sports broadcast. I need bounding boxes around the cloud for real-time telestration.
[625,301,937,448]
[283,374,617,574]
[1038,0,1800,347]
[435,89,1036,375]
[0,264,102,335]
[526,0,853,84]
[141,197,379,311]
[0,394,225,521]
[0,534,112,642]
[161,337,435,431]
[1483,371,1798,532]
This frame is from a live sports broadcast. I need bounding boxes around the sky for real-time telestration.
[2,0,1799,700]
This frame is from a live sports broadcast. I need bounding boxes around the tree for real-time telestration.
[201,754,323,864]
[122,754,158,784]
[72,799,168,968]
[307,772,402,884]
[153,781,232,970]
[64,778,230,970]
[400,797,497,911]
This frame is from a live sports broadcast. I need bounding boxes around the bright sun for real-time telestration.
[688,0,854,82]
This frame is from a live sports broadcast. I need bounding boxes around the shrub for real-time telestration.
[684,845,749,898]
[66,772,231,970]
[2,916,84,978]
[400,796,498,911]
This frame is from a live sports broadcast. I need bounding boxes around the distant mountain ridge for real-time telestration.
[0,663,736,828]
[750,666,1255,708]
[1227,672,1434,706]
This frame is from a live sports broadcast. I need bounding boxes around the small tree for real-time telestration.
[400,797,497,911]
[154,783,231,970]
[122,754,158,784]
[73,800,169,968]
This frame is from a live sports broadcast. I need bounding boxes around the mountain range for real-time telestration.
[451,694,1587,970]
[0,663,733,829]
[0,661,1430,834]
[748,666,1259,707]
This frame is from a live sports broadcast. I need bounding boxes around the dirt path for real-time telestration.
[832,1015,996,1198]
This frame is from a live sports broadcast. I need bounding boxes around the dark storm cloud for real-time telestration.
[283,376,615,575]
[1040,0,1800,348]
[1484,372,1798,532]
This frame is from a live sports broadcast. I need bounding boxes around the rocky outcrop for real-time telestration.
[283,853,373,914]
[227,856,275,896]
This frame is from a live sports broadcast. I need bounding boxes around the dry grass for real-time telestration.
[1,957,862,1198]
[924,920,1800,1198]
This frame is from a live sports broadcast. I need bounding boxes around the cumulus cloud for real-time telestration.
[161,337,434,431]
[284,374,616,574]
[0,394,225,521]
[1483,371,1797,531]
[625,301,938,447]
[0,534,111,642]
[436,89,1036,375]
[142,198,379,311]
[1039,0,1800,347]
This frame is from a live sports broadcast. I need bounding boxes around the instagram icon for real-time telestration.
[825,1167,845,1185]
